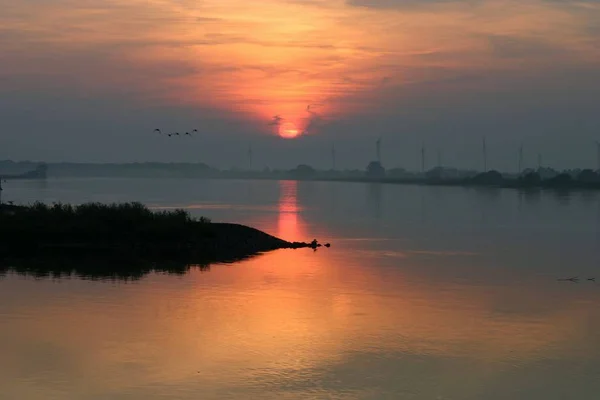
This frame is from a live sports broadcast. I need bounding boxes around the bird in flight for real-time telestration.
[155,128,198,137]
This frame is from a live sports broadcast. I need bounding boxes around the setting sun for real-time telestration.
[279,122,300,139]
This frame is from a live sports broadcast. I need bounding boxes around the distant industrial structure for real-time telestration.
[247,144,253,170]
[331,144,336,170]
[518,144,524,174]
[595,140,600,171]
[367,137,385,178]
[482,136,488,172]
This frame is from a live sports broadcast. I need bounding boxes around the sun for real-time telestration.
[279,122,300,139]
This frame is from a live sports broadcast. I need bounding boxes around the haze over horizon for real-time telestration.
[1,0,599,171]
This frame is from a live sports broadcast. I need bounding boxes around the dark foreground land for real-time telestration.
[0,202,326,279]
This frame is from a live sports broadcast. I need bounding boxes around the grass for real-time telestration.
[0,201,320,280]
[0,202,212,249]
[0,202,305,279]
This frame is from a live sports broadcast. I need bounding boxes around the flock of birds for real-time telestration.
[153,129,198,137]
[154,103,324,138]
[557,277,595,282]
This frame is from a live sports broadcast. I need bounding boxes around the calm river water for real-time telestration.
[1,178,600,399]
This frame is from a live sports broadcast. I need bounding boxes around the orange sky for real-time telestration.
[1,0,600,170]
[2,0,599,138]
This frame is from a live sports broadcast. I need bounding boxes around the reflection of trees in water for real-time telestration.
[471,187,501,224]
[366,183,382,219]
[517,188,542,214]
[0,253,262,281]
[579,189,597,206]
[522,188,542,206]
[549,189,571,207]
[472,187,502,203]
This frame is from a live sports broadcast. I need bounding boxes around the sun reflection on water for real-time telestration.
[277,180,305,242]
[2,181,600,399]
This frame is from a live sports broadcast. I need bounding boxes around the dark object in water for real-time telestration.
[305,238,332,250]
[0,202,331,278]
[588,278,596,282]
[557,277,579,282]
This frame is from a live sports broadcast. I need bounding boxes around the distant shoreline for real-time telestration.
[2,160,600,191]
[5,173,600,192]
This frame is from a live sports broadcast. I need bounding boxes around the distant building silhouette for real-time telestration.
[366,161,385,178]
[290,164,316,179]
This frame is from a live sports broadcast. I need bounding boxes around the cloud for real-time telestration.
[0,0,599,168]
[485,34,570,59]
[346,0,468,9]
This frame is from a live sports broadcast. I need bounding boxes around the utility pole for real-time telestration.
[482,136,488,172]
[595,141,600,171]
[376,137,381,164]
[518,144,524,174]
[331,143,336,170]
[247,144,253,170]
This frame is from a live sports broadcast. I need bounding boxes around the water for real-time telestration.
[1,178,600,399]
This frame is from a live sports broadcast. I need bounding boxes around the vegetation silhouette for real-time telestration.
[290,164,316,179]
[4,159,600,192]
[0,202,326,280]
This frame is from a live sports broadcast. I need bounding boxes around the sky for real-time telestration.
[1,0,599,170]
